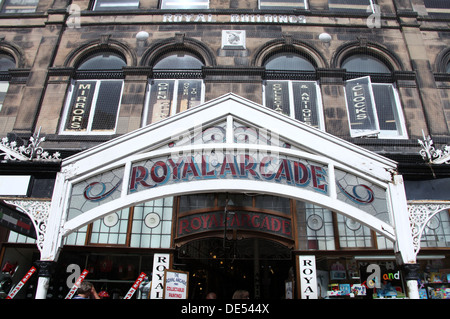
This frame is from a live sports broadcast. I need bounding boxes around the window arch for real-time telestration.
[60,50,126,135]
[0,53,15,71]
[0,52,15,112]
[143,51,205,125]
[342,54,391,74]
[264,52,315,71]
[341,53,407,139]
[76,51,127,70]
[262,52,324,130]
[153,51,204,70]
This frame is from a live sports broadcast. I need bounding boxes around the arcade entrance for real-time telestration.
[175,238,294,299]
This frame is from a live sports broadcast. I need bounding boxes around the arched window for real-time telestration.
[60,51,126,134]
[342,54,407,139]
[143,51,205,125]
[1,0,39,13]
[160,0,208,9]
[0,53,15,112]
[265,53,315,71]
[342,54,391,74]
[329,0,375,13]
[259,0,307,10]
[93,0,139,11]
[446,61,450,74]
[76,51,127,70]
[0,53,15,71]
[263,53,324,130]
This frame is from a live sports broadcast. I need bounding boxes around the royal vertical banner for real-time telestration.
[150,253,171,299]
[345,76,380,137]
[6,266,36,299]
[124,272,147,299]
[299,255,318,299]
[65,269,89,299]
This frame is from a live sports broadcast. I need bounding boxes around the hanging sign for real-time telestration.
[65,269,89,299]
[345,76,380,137]
[65,81,96,131]
[299,256,318,299]
[150,253,171,299]
[293,82,319,128]
[124,272,147,299]
[6,266,36,299]
[163,270,189,299]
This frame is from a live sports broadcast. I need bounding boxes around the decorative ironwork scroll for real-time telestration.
[4,200,51,253]
[408,202,450,257]
[418,130,450,164]
[0,128,60,162]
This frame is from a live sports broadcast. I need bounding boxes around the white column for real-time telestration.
[389,174,419,299]
[35,277,51,299]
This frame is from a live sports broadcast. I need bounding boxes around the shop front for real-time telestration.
[1,94,425,299]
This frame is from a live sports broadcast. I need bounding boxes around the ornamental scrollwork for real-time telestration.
[408,202,450,257]
[5,200,51,253]
[0,128,60,162]
[418,131,450,164]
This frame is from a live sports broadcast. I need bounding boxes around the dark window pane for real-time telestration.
[154,53,204,70]
[260,0,306,10]
[93,0,139,11]
[342,54,390,73]
[424,0,450,14]
[78,52,126,70]
[91,81,123,131]
[1,0,38,13]
[372,84,398,131]
[329,0,372,13]
[265,53,315,71]
[0,54,15,71]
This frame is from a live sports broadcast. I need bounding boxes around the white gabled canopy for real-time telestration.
[43,93,416,263]
[63,93,396,181]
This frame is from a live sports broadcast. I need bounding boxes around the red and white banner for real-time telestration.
[6,266,37,299]
[124,272,146,299]
[65,269,89,299]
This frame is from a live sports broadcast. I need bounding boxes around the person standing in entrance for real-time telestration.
[73,281,100,299]
[206,292,217,299]
[232,290,249,299]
